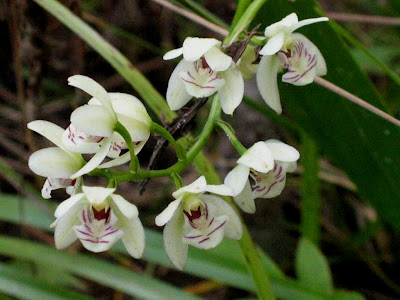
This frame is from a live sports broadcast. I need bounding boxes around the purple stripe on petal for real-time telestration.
[199,237,210,244]
[207,220,227,237]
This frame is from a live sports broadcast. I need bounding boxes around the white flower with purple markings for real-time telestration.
[223,140,299,213]
[163,37,244,115]
[256,13,328,114]
[28,120,84,199]
[52,186,145,258]
[155,176,242,269]
[62,75,152,178]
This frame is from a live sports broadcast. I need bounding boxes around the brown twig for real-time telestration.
[314,77,400,127]
[326,12,400,26]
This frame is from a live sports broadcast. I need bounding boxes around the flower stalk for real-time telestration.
[216,120,247,155]
[114,122,140,173]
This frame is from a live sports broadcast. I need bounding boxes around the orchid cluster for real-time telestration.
[28,13,327,269]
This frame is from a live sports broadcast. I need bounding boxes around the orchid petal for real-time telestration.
[108,93,151,125]
[292,33,327,77]
[233,180,256,214]
[120,216,145,258]
[74,208,123,253]
[41,178,75,199]
[27,120,81,161]
[203,47,232,72]
[180,62,225,98]
[163,47,183,60]
[172,176,207,199]
[110,194,138,219]
[265,13,299,37]
[238,141,275,173]
[70,105,115,137]
[111,198,145,258]
[54,200,85,250]
[282,34,326,86]
[264,139,300,162]
[205,184,234,196]
[218,63,244,115]
[281,161,297,173]
[252,163,287,199]
[98,152,130,169]
[163,206,187,270]
[224,164,250,196]
[54,193,85,219]
[166,60,193,110]
[290,17,328,33]
[70,138,112,179]
[155,198,182,226]
[256,55,282,114]
[182,37,221,61]
[117,114,150,141]
[29,147,82,178]
[68,75,116,121]
[62,125,102,154]
[82,186,115,208]
[259,32,285,56]
[183,204,227,250]
[201,194,242,239]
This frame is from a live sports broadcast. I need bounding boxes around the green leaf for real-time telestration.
[0,236,200,300]
[255,0,400,232]
[295,238,334,295]
[10,260,85,290]
[0,262,93,300]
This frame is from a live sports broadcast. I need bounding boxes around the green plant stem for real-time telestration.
[224,0,268,45]
[216,120,247,155]
[150,122,186,161]
[238,225,276,300]
[114,122,140,173]
[300,133,321,244]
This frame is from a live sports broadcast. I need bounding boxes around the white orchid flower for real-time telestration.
[28,120,84,199]
[52,186,145,258]
[163,37,244,115]
[257,13,328,114]
[62,75,152,177]
[224,140,300,214]
[155,176,242,269]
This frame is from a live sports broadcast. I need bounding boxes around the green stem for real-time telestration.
[224,0,268,45]
[170,172,183,189]
[150,122,186,161]
[216,120,247,155]
[300,132,321,244]
[238,225,276,300]
[114,122,140,173]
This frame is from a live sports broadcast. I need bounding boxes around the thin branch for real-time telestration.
[314,77,400,127]
[326,12,400,26]
[150,0,229,37]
